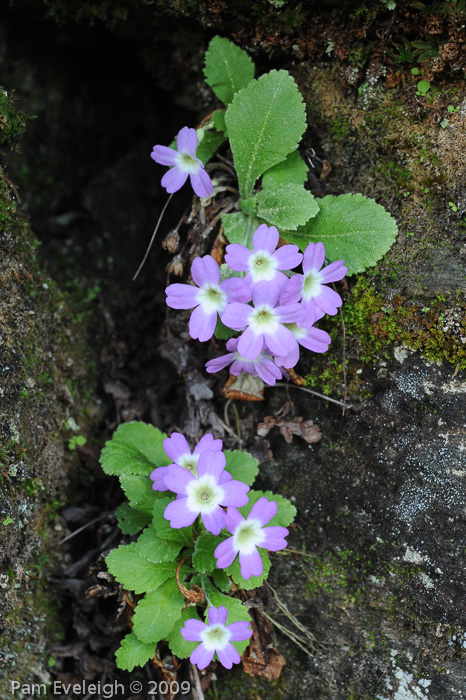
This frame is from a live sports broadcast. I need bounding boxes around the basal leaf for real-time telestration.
[192,532,225,573]
[106,542,178,594]
[167,607,203,659]
[132,580,184,644]
[225,70,306,197]
[212,568,232,593]
[196,129,226,166]
[226,549,271,590]
[224,450,259,487]
[239,489,296,527]
[119,473,156,514]
[136,524,185,563]
[283,194,398,276]
[100,421,167,477]
[115,502,151,536]
[262,151,308,189]
[204,36,255,106]
[255,184,319,231]
[222,211,260,248]
[115,632,155,672]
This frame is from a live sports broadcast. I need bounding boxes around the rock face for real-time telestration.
[0,92,99,694]
[1,2,465,698]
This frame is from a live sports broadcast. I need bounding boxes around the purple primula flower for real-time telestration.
[163,449,250,535]
[181,605,252,670]
[282,242,347,317]
[165,255,251,342]
[225,224,302,290]
[214,497,289,580]
[205,337,282,386]
[150,432,223,492]
[273,323,332,369]
[221,280,305,360]
[151,126,213,198]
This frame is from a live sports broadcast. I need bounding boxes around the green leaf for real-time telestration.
[226,549,271,590]
[119,473,156,514]
[100,421,167,477]
[224,450,259,486]
[262,151,308,189]
[225,70,306,197]
[283,193,398,276]
[115,632,155,671]
[239,489,296,527]
[214,316,236,341]
[212,568,232,593]
[255,183,319,231]
[192,533,225,573]
[132,579,184,643]
[196,129,226,166]
[212,109,227,134]
[136,524,185,563]
[167,607,203,659]
[222,211,260,247]
[204,36,255,106]
[106,543,179,594]
[115,502,151,536]
[203,578,252,655]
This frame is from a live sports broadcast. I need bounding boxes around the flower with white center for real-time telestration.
[225,223,302,289]
[165,255,251,342]
[163,449,250,535]
[221,280,305,360]
[150,432,223,492]
[282,242,347,317]
[214,497,289,580]
[181,605,252,670]
[205,337,283,385]
[151,126,213,198]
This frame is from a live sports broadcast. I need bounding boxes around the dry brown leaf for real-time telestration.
[257,402,322,444]
[224,373,264,401]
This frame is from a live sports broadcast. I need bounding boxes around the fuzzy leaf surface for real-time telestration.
[106,543,178,594]
[204,36,255,106]
[224,450,259,486]
[225,70,306,197]
[255,184,319,230]
[115,632,155,672]
[261,151,308,189]
[132,580,184,643]
[284,194,398,275]
[100,422,167,477]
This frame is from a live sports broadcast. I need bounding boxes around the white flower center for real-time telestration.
[178,453,200,477]
[248,250,278,283]
[186,474,225,514]
[249,305,279,335]
[197,284,227,314]
[233,518,265,555]
[200,623,231,652]
[285,322,307,341]
[302,270,323,300]
[175,151,201,174]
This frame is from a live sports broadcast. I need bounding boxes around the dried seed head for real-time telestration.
[162,229,180,254]
[166,254,184,277]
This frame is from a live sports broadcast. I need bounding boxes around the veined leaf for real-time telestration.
[222,211,260,248]
[119,473,156,514]
[255,184,319,230]
[115,632,155,671]
[224,450,259,486]
[262,151,308,189]
[136,524,185,563]
[192,532,226,573]
[196,129,226,166]
[225,70,306,197]
[100,421,167,477]
[106,543,178,594]
[204,36,255,106]
[132,580,184,643]
[115,502,151,536]
[283,194,398,276]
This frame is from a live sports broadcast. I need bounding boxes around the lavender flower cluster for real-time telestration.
[151,431,288,669]
[166,224,347,384]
